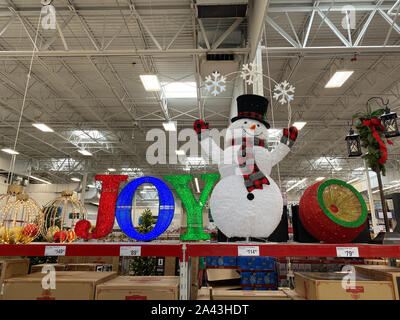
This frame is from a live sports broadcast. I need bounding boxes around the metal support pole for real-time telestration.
[80,172,88,203]
[364,160,378,236]
[179,244,190,300]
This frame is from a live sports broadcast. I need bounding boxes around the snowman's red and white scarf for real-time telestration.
[231,137,270,193]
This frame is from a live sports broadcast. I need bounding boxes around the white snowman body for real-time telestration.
[201,118,290,238]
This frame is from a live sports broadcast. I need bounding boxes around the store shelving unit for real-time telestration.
[2,242,400,299]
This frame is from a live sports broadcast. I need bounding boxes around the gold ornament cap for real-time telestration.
[7,185,24,195]
[61,191,73,197]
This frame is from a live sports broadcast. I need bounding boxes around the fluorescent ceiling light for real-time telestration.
[30,175,51,184]
[2,148,19,155]
[107,168,116,172]
[325,71,354,88]
[195,177,200,193]
[78,149,93,156]
[175,150,185,156]
[315,177,325,182]
[32,123,54,132]
[140,74,161,91]
[71,177,81,182]
[87,184,96,188]
[287,178,307,192]
[293,122,307,130]
[354,167,365,171]
[334,167,343,171]
[163,121,177,132]
[162,82,197,99]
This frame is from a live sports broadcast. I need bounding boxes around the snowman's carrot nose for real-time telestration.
[250,124,256,130]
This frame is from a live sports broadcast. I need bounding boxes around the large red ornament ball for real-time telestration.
[299,179,368,243]
[74,219,91,239]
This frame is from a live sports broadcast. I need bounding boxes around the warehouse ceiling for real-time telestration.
[1,0,400,195]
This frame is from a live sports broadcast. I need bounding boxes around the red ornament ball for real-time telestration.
[53,231,68,242]
[74,220,91,239]
[22,224,39,238]
[299,179,368,243]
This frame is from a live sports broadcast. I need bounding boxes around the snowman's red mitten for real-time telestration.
[281,126,298,148]
[193,120,210,140]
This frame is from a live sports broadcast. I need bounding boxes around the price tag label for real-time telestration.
[45,246,66,256]
[238,246,260,256]
[336,247,359,258]
[120,246,141,257]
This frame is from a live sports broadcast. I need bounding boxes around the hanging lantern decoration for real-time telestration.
[345,128,362,157]
[0,194,44,244]
[42,191,87,243]
[381,107,400,138]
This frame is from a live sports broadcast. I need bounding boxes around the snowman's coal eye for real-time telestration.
[257,124,260,127]
[244,121,247,124]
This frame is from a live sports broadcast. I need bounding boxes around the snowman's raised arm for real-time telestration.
[194,120,223,164]
[270,126,299,167]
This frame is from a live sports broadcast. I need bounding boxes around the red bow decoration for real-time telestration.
[362,119,389,164]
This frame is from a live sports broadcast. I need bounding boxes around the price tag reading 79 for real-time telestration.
[120,246,142,257]
[336,247,359,258]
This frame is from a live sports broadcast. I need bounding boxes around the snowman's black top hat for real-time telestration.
[231,94,270,129]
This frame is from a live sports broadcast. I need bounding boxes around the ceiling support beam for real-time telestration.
[247,0,270,61]
[166,17,190,50]
[354,0,383,46]
[378,8,400,35]
[212,18,243,49]
[41,13,74,50]
[197,19,210,50]
[266,16,299,48]
[316,7,351,47]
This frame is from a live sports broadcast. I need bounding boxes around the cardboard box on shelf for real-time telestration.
[191,257,199,300]
[294,272,395,300]
[95,276,179,300]
[0,259,30,286]
[211,288,290,300]
[354,265,400,300]
[206,269,242,295]
[164,257,178,276]
[58,256,119,272]
[65,263,113,272]
[3,271,117,300]
[31,264,66,273]
[197,286,211,300]
[364,259,388,265]
[57,256,85,264]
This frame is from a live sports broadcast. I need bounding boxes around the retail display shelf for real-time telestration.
[186,243,400,258]
[0,242,183,258]
[2,242,400,259]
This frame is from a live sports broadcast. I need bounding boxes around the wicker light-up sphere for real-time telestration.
[42,191,87,243]
[0,193,44,244]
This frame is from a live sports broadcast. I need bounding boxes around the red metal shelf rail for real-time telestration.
[186,243,400,258]
[2,243,400,260]
[0,243,183,259]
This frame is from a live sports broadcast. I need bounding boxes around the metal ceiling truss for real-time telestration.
[265,0,400,55]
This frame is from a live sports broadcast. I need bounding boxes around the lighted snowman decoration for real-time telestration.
[194,94,298,238]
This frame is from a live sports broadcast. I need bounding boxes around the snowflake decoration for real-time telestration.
[205,71,226,96]
[273,80,295,105]
[241,63,259,85]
